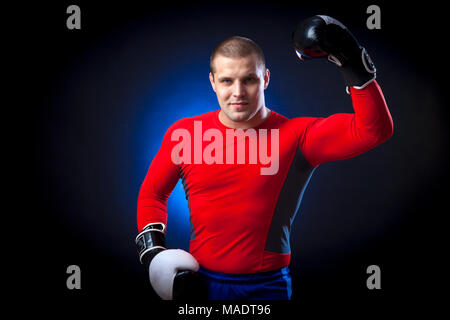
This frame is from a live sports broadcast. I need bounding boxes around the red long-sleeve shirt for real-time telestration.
[137,80,393,274]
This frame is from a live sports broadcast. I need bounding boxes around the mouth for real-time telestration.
[230,102,249,107]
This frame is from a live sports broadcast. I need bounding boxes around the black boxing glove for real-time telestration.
[292,15,376,89]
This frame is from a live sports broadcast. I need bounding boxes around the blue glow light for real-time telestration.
[132,62,218,250]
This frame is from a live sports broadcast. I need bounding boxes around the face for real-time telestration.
[209,54,270,125]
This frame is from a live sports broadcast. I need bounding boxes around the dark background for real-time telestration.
[17,0,448,314]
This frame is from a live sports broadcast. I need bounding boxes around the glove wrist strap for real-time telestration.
[135,223,167,268]
[339,47,376,88]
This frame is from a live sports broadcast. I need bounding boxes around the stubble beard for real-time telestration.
[222,104,260,123]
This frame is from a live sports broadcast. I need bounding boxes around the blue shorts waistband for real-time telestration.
[198,266,290,283]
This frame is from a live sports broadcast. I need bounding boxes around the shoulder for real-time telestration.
[270,110,321,132]
[166,110,218,132]
[289,116,323,129]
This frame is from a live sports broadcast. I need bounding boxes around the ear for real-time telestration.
[263,68,270,90]
[209,72,216,92]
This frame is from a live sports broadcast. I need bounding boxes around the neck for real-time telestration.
[219,106,271,129]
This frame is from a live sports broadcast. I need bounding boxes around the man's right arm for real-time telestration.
[137,123,181,231]
[135,121,207,300]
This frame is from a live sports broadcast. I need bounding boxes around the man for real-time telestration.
[135,15,393,300]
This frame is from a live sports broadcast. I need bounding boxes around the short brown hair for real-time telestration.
[210,36,266,73]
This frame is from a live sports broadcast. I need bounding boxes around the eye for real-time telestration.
[245,77,256,84]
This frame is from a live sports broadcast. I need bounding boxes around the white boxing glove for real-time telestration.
[149,249,200,300]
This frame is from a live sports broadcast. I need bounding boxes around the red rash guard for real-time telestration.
[137,81,393,274]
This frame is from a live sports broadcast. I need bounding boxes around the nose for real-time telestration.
[232,81,246,97]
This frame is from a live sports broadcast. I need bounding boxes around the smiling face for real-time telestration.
[209,53,270,128]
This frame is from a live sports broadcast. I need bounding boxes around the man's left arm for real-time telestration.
[293,15,394,167]
[301,80,393,167]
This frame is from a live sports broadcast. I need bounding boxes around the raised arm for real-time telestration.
[301,80,393,167]
[292,15,393,167]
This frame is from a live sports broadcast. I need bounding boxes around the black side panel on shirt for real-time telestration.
[264,148,315,254]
